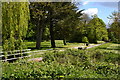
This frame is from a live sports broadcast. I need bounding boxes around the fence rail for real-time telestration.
[0,49,31,62]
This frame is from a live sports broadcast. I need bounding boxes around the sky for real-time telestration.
[78,1,118,26]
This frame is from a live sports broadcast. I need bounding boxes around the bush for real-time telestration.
[2,49,119,78]
[82,36,89,43]
[97,41,105,44]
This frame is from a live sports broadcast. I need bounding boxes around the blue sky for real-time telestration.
[78,2,118,25]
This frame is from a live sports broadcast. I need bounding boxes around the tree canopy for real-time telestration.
[87,17,108,43]
[2,2,30,51]
[108,11,120,43]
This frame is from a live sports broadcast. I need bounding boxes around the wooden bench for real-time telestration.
[0,49,31,62]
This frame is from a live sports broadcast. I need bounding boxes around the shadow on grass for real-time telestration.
[27,46,66,50]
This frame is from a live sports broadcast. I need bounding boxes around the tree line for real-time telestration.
[2,2,120,51]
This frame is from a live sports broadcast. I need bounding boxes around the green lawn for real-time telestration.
[25,40,93,50]
[88,42,120,52]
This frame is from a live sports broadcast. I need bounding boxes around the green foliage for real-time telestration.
[70,15,108,43]
[2,2,29,51]
[82,36,89,43]
[2,44,120,78]
[25,23,35,41]
[109,22,120,43]
[108,11,120,43]
[87,17,108,43]
[97,41,105,44]
[29,2,83,48]
[55,7,83,41]
[42,27,50,41]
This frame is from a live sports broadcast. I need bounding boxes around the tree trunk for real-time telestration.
[62,32,66,45]
[50,20,56,48]
[36,20,43,49]
[63,38,67,45]
[49,10,56,48]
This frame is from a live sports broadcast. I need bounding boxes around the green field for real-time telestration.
[2,42,120,78]
[25,40,96,50]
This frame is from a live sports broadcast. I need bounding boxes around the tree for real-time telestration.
[47,2,81,47]
[25,22,36,41]
[30,2,83,48]
[2,2,30,51]
[30,2,79,48]
[69,13,91,43]
[107,11,120,43]
[30,2,48,49]
[87,16,108,43]
[55,5,83,45]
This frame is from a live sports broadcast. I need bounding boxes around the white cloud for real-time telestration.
[82,8,98,17]
[83,1,89,5]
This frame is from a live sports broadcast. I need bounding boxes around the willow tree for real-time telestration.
[2,2,29,51]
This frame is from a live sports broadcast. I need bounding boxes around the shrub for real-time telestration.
[2,49,119,78]
[82,36,89,43]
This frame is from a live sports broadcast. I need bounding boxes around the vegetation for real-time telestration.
[1,1,120,79]
[29,2,83,48]
[69,15,108,43]
[82,36,89,43]
[2,43,120,78]
[24,40,87,50]
[86,15,108,43]
[2,2,120,51]
[107,11,120,43]
[2,2,29,51]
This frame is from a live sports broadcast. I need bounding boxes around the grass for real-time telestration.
[2,42,120,78]
[88,42,120,52]
[25,40,95,50]
[30,42,120,59]
[0,46,2,52]
[2,41,120,78]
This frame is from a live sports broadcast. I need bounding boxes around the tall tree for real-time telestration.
[107,11,120,42]
[55,9,83,45]
[2,2,30,51]
[69,13,91,43]
[87,16,108,43]
[47,2,80,47]
[30,2,83,48]
[30,2,48,49]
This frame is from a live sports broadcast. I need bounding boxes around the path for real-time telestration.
[30,42,107,56]
[86,42,106,49]
[28,42,108,61]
